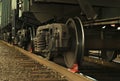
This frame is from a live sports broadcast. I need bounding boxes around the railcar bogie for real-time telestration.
[1,0,120,69]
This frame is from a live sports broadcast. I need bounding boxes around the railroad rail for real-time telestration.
[0,40,92,81]
[1,40,120,81]
[80,56,120,81]
[84,56,120,70]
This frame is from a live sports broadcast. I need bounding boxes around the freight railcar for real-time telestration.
[1,0,120,68]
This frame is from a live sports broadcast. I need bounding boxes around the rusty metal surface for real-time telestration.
[77,0,97,20]
[85,39,120,49]
[79,56,120,81]
[83,56,120,70]
[0,40,91,81]
[80,56,120,81]
[83,17,120,26]
[80,61,120,81]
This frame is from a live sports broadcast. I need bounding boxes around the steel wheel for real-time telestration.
[101,50,117,62]
[64,17,84,68]
[27,42,34,52]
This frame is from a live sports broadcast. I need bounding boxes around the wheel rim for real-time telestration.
[64,17,84,68]
[27,43,33,52]
[106,51,117,61]
[101,50,117,61]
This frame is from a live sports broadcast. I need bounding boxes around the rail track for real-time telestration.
[1,40,120,81]
[0,40,91,81]
[80,56,120,81]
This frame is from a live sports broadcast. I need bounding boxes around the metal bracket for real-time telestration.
[77,0,97,20]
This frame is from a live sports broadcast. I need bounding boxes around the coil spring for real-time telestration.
[45,33,49,49]
[37,31,46,51]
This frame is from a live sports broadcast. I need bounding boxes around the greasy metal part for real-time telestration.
[1,41,92,81]
[32,0,120,8]
[77,0,97,20]
[80,56,120,81]
[101,50,117,62]
[11,0,19,42]
[85,39,120,49]
[84,56,120,70]
[34,30,46,52]
[74,17,85,66]
[16,29,30,49]
[87,0,120,8]
[21,12,41,25]
[12,10,17,42]
[83,17,120,61]
[83,17,120,26]
[32,0,77,5]
[34,23,69,59]
[64,17,84,68]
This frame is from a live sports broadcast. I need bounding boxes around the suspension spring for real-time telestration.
[36,31,46,52]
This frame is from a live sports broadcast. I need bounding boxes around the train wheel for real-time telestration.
[84,49,89,56]
[44,51,51,60]
[101,50,117,62]
[27,42,34,52]
[64,17,84,68]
